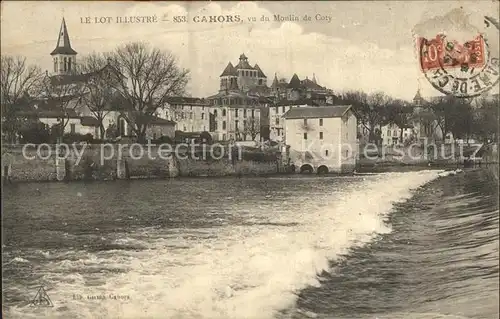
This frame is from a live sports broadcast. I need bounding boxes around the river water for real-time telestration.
[2,168,498,319]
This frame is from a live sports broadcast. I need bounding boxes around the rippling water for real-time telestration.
[2,168,498,319]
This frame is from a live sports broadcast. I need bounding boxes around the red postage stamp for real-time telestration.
[418,34,486,72]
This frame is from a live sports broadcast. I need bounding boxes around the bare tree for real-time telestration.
[106,42,190,142]
[342,90,390,143]
[384,99,413,143]
[79,53,122,139]
[41,71,86,142]
[244,116,260,141]
[1,56,43,143]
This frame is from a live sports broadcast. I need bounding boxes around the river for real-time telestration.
[2,168,498,319]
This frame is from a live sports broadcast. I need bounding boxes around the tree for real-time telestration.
[79,53,121,139]
[384,99,413,143]
[106,42,190,143]
[41,71,86,142]
[471,94,499,142]
[342,90,391,143]
[244,116,260,141]
[1,55,43,143]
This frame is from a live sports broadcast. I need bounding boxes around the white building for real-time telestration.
[283,105,357,174]
[269,99,321,142]
[380,123,416,145]
[163,97,211,133]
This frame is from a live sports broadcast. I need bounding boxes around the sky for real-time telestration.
[1,1,499,101]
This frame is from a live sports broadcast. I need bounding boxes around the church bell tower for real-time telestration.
[50,18,77,75]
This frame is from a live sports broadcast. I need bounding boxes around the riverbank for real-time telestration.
[2,143,498,183]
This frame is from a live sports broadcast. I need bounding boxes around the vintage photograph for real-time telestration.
[1,1,499,318]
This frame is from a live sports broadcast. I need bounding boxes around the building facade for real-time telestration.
[283,105,357,174]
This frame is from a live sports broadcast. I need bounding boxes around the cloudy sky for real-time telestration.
[1,1,498,100]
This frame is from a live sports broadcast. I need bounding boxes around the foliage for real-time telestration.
[19,121,51,144]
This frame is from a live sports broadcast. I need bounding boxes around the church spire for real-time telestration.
[51,18,77,56]
[51,18,77,75]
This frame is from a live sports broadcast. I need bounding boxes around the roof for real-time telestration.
[136,114,176,126]
[49,73,91,86]
[80,116,100,126]
[254,64,267,78]
[16,108,80,119]
[166,96,209,106]
[220,62,238,77]
[50,18,77,55]
[301,78,324,90]
[235,53,254,70]
[283,105,352,119]
[288,74,302,89]
[274,99,320,106]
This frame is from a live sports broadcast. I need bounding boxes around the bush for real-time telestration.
[151,135,173,145]
[62,133,93,144]
[19,122,51,144]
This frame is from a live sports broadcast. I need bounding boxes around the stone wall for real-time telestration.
[1,144,281,182]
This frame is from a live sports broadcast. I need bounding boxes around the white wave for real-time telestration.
[7,170,442,319]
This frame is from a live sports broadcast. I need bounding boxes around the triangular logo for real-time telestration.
[30,286,53,307]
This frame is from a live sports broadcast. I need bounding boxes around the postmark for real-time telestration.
[416,15,500,98]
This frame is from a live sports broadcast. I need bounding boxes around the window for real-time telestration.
[319,119,323,126]
[282,106,285,113]
[304,133,308,140]
[190,106,193,110]
[275,117,279,125]
[259,79,263,85]
[251,110,255,118]
[235,109,239,117]
[223,134,226,141]
[345,150,349,158]
[275,106,279,114]
[304,119,308,126]
[183,126,186,131]
[244,109,247,118]
[222,121,226,130]
[319,132,323,139]
[235,120,239,130]
[387,129,391,137]
[325,150,329,156]
[201,113,205,120]
[68,58,72,71]
[222,109,226,117]
[70,124,76,133]
[214,110,218,117]
[189,112,193,119]
[54,58,57,72]
[64,57,67,72]
[393,130,398,136]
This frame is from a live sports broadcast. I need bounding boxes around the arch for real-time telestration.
[300,164,313,174]
[317,165,329,175]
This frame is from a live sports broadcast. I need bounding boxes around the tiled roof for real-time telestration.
[283,105,352,119]
[254,64,267,78]
[49,73,91,86]
[220,62,238,77]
